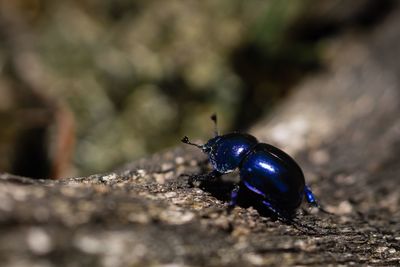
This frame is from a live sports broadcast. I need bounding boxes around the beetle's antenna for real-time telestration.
[211,113,219,136]
[181,136,203,149]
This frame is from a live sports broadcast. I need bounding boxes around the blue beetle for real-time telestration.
[182,115,323,222]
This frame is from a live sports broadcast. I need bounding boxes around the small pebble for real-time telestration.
[244,253,265,266]
[376,246,388,253]
[136,169,146,176]
[309,149,330,165]
[161,163,173,171]
[326,200,353,215]
[27,228,52,255]
[164,192,177,198]
[175,157,184,165]
[74,235,102,254]
[100,173,118,182]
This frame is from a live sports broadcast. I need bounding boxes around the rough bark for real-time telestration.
[1,6,400,267]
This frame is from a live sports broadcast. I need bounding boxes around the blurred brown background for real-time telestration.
[0,0,394,178]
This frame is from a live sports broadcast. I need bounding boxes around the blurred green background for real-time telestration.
[0,0,394,178]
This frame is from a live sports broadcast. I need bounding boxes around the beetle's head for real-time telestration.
[202,136,221,153]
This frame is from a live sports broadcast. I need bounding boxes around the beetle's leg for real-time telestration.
[304,185,332,215]
[261,200,290,222]
[227,184,240,212]
[304,185,318,206]
[261,200,318,234]
[187,170,222,186]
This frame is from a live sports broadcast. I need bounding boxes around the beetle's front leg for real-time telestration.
[227,184,240,213]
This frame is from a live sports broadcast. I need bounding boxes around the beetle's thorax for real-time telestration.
[203,133,258,173]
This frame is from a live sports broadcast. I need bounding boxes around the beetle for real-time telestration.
[181,114,325,223]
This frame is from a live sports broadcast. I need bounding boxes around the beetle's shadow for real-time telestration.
[197,176,280,220]
[196,176,334,235]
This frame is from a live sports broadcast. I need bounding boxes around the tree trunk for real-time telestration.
[1,5,400,267]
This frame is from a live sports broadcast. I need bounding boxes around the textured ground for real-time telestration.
[1,4,400,267]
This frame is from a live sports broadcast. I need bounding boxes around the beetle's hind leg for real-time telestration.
[261,200,319,234]
[304,185,332,215]
[261,200,294,224]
